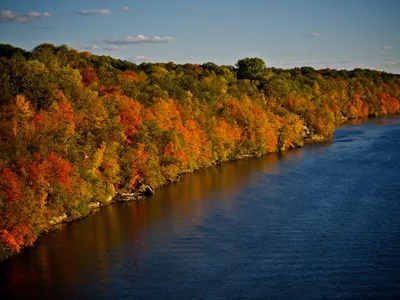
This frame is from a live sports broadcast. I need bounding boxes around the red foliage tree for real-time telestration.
[80,66,99,86]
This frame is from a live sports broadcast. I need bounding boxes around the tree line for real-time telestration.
[0,43,399,259]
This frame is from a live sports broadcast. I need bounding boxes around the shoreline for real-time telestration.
[1,115,398,262]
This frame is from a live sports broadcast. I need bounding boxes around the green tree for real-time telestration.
[235,57,266,80]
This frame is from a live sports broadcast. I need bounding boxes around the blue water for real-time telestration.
[1,117,400,299]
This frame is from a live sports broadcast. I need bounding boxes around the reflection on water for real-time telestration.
[2,142,330,297]
[1,117,399,299]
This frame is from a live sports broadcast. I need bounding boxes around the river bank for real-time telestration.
[0,115,397,262]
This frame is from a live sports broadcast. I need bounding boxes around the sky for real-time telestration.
[1,0,399,73]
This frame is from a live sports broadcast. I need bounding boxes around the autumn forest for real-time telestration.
[0,43,399,260]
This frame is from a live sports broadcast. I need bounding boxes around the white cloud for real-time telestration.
[104,35,175,45]
[102,45,126,51]
[0,10,50,23]
[75,44,99,51]
[77,9,111,16]
[129,55,153,63]
[382,46,392,51]
[134,56,152,60]
[28,12,41,17]
[309,32,320,37]
[122,6,131,11]
[43,12,51,17]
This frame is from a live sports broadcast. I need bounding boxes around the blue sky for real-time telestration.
[1,0,399,73]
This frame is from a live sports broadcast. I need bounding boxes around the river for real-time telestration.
[1,117,400,299]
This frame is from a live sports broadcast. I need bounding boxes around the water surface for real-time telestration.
[1,117,400,299]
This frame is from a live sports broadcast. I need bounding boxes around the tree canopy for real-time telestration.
[236,57,267,80]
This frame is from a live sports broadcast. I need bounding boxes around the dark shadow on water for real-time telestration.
[1,145,334,297]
